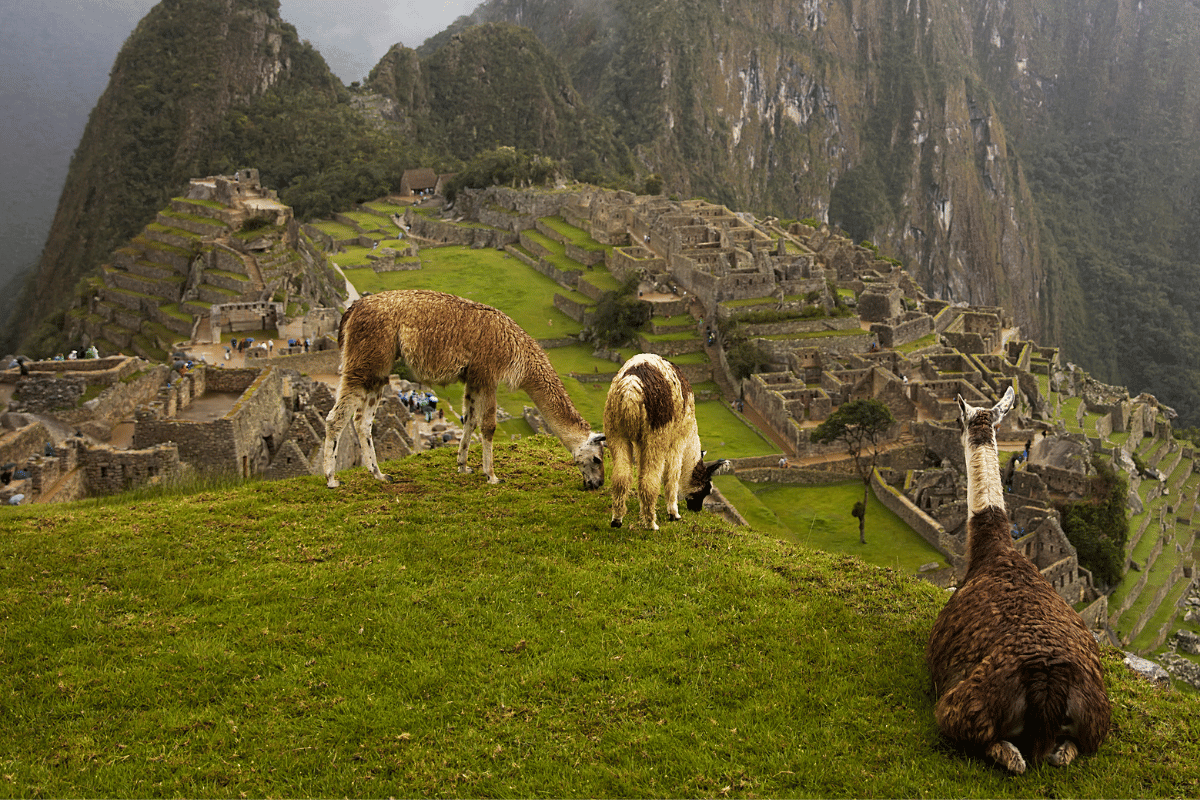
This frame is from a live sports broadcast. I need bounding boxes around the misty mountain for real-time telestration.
[6,0,1200,425]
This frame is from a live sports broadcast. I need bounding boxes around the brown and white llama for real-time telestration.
[604,353,727,529]
[926,385,1110,774]
[323,290,606,489]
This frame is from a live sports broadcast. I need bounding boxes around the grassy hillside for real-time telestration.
[1,438,1198,797]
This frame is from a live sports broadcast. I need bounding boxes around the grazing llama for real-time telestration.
[926,385,1110,774]
[323,290,606,489]
[604,353,727,529]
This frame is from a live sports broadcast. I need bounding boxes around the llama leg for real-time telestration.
[324,385,365,488]
[637,447,663,530]
[1046,739,1079,767]
[457,388,478,474]
[356,385,390,482]
[662,448,685,522]
[935,673,1028,774]
[609,440,634,528]
[478,388,500,484]
[986,741,1027,775]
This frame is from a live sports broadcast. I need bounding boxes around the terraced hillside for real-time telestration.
[66,173,343,361]
[1041,379,1200,659]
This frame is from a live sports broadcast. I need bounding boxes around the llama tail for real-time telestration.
[1019,658,1080,763]
[337,300,360,352]
[608,375,650,433]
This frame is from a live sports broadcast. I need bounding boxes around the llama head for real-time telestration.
[685,456,730,512]
[573,432,606,490]
[956,385,1016,448]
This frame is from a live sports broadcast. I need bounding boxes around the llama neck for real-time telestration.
[963,434,1013,569]
[965,437,1006,515]
[520,354,591,449]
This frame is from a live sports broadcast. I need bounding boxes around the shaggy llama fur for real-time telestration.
[323,290,605,489]
[925,385,1111,774]
[603,354,727,529]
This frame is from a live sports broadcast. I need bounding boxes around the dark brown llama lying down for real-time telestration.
[926,386,1110,774]
[603,353,727,529]
[323,290,606,489]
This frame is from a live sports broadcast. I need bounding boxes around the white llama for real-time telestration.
[323,290,606,489]
[604,353,727,529]
[926,385,1111,774]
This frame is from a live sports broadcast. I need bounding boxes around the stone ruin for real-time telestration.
[0,352,420,504]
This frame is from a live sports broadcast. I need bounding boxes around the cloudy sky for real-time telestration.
[281,0,483,81]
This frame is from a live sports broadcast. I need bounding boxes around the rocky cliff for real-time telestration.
[451,0,1200,424]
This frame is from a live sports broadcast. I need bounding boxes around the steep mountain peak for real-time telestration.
[2,0,342,356]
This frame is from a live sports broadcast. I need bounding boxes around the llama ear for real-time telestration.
[992,386,1016,426]
[587,432,606,446]
[956,394,970,421]
[704,459,729,480]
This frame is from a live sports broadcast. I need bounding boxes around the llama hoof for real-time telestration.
[374,473,392,483]
[987,741,1026,775]
[326,477,340,489]
[668,513,681,522]
[458,465,474,475]
[1047,740,1079,767]
[487,476,501,485]
[610,519,623,528]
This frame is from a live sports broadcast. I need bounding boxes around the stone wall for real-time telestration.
[871,314,934,349]
[404,208,517,249]
[260,349,341,376]
[133,366,290,476]
[81,443,182,496]
[754,330,872,360]
[554,293,594,325]
[0,356,137,384]
[738,316,859,337]
[0,420,52,474]
[58,364,168,432]
[8,375,87,414]
[871,468,964,573]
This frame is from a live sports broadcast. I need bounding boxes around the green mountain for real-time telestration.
[7,0,1200,425]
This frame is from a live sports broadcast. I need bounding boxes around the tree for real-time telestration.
[810,399,896,544]
[590,276,650,348]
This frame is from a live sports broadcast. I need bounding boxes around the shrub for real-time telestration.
[1059,455,1130,587]
[590,276,650,348]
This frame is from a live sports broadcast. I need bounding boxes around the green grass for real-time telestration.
[309,220,360,241]
[540,215,609,253]
[363,201,408,215]
[712,475,791,538]
[342,210,396,231]
[331,245,377,267]
[1,440,1197,798]
[158,302,194,324]
[750,481,949,574]
[341,247,582,339]
[578,270,623,293]
[720,296,777,310]
[523,230,583,273]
